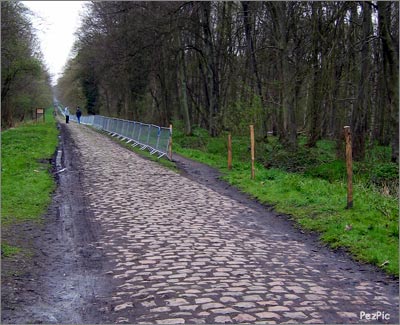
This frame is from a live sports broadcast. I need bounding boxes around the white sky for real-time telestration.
[22,1,86,85]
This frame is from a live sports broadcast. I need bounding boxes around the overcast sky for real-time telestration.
[22,1,86,85]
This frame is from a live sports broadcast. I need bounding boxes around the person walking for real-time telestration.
[76,107,82,124]
[64,107,70,124]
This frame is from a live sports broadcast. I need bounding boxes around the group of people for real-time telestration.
[64,106,82,124]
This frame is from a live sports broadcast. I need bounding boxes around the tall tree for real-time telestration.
[351,2,372,161]
[1,1,52,128]
[306,1,323,147]
[377,1,399,163]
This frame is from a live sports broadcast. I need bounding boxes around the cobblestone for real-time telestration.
[67,124,398,324]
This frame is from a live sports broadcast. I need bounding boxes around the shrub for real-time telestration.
[305,160,346,183]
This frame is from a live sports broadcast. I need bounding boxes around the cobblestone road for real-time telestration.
[67,123,398,324]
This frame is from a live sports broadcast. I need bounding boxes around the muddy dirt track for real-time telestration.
[2,122,114,323]
[1,121,399,324]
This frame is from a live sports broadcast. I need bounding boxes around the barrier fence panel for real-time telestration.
[58,106,172,159]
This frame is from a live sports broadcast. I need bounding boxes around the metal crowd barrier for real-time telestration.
[57,106,172,160]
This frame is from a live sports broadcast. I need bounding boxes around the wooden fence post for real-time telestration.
[228,133,232,170]
[250,125,255,179]
[168,124,173,161]
[344,126,353,208]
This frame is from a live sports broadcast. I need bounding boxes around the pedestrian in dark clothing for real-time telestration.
[76,107,82,124]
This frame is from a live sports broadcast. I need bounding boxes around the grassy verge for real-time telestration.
[1,108,58,255]
[173,124,399,276]
[1,243,21,258]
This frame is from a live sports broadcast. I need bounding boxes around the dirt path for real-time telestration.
[2,123,113,324]
[2,122,398,324]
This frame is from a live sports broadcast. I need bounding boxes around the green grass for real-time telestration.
[1,108,58,226]
[173,124,399,276]
[1,243,21,257]
[2,108,58,257]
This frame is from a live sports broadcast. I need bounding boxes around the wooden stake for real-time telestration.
[228,133,232,170]
[168,124,173,161]
[344,126,353,208]
[250,125,255,179]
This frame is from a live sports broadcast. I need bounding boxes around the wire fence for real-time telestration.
[57,106,172,160]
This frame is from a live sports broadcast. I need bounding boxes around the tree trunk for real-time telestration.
[242,1,268,139]
[351,2,372,161]
[178,34,192,135]
[378,2,399,163]
[201,2,219,137]
[1,96,13,128]
[307,2,322,147]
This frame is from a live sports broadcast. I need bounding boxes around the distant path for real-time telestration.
[68,123,398,324]
[3,121,397,324]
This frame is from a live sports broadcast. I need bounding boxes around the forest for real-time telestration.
[1,1,53,128]
[54,1,399,163]
[1,1,398,164]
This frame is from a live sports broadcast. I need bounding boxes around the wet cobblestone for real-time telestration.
[68,124,398,324]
